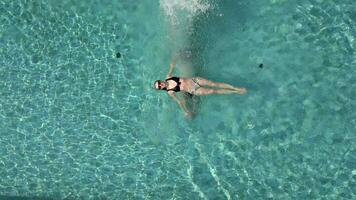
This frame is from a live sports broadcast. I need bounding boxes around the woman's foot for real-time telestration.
[234,87,247,94]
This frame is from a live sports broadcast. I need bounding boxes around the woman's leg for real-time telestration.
[193,88,244,95]
[194,77,244,91]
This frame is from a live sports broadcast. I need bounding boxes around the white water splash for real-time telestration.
[160,0,212,24]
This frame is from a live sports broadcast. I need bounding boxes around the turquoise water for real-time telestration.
[0,0,355,199]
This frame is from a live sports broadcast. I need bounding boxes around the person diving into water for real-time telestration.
[154,62,247,118]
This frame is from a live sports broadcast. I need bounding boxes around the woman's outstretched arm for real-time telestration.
[168,92,192,117]
[166,63,175,78]
[166,56,177,78]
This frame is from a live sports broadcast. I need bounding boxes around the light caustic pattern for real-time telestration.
[0,0,151,199]
[0,1,222,199]
[0,0,356,199]
[186,0,356,199]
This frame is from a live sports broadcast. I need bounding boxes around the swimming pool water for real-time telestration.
[0,0,355,199]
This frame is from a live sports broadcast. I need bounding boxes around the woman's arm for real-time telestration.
[168,92,192,117]
[166,63,175,78]
[166,56,177,78]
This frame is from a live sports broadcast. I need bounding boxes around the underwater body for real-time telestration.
[0,0,355,199]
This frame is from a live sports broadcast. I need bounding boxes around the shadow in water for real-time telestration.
[176,0,254,112]
[186,0,279,98]
[188,0,252,71]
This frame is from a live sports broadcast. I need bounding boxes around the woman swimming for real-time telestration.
[154,62,247,117]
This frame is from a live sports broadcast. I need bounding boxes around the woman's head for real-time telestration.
[154,80,166,90]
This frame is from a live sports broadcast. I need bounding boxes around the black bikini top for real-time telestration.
[164,77,181,92]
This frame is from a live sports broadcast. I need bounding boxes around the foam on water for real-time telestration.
[157,0,216,80]
[160,0,211,25]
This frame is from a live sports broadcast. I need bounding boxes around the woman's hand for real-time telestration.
[184,111,194,119]
[235,87,247,94]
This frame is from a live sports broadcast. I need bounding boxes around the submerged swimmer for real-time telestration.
[154,62,247,117]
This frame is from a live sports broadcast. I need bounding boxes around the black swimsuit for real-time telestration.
[165,77,181,92]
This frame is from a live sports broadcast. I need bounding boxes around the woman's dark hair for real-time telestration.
[154,80,161,89]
